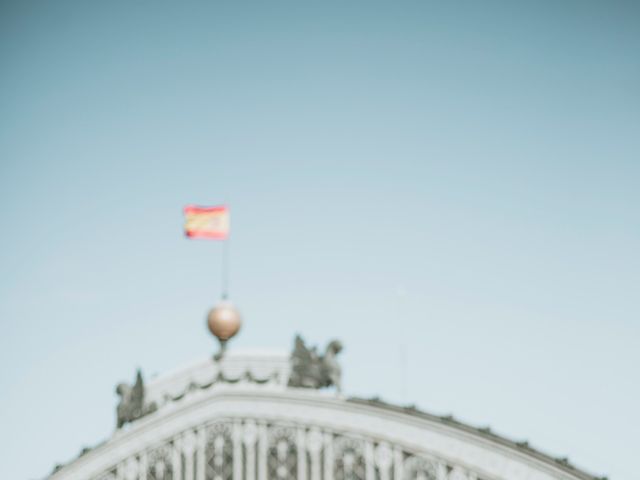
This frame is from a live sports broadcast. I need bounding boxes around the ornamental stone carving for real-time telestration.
[115,369,157,428]
[288,335,343,393]
[66,417,589,480]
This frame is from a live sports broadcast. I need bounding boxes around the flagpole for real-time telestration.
[221,236,229,300]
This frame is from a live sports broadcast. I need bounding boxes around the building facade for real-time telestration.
[48,338,604,480]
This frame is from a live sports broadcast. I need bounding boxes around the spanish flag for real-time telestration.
[184,205,229,239]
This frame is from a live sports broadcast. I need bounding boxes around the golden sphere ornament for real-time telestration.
[207,301,241,360]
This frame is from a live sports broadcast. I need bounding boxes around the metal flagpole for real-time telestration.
[221,236,229,300]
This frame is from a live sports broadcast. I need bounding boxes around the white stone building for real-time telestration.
[47,341,605,480]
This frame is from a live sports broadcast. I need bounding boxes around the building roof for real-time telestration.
[47,344,606,480]
[347,397,606,480]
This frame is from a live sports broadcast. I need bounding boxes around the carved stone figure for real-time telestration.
[115,369,157,428]
[288,335,343,393]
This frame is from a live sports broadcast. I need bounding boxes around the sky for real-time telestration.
[0,1,638,479]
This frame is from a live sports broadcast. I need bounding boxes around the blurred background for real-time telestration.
[1,1,638,479]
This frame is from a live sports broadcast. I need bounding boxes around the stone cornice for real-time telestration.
[48,384,606,480]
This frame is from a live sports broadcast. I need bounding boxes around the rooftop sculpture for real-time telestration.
[288,334,343,393]
[115,369,157,428]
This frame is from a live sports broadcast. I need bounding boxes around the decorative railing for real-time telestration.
[94,418,485,480]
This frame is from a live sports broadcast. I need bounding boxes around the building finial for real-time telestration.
[207,301,242,361]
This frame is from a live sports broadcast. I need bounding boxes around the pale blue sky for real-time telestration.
[1,1,638,479]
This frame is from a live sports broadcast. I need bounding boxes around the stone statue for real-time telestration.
[288,335,343,393]
[115,369,157,428]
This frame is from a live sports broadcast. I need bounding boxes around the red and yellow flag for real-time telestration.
[183,205,229,239]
